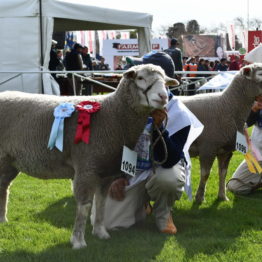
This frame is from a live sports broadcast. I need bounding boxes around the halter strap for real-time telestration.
[142,79,159,106]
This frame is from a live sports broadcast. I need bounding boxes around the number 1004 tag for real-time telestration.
[121,161,136,176]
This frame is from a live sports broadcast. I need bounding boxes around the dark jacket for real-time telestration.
[65,50,83,71]
[246,110,262,127]
[49,49,60,71]
[82,53,93,70]
[164,47,183,71]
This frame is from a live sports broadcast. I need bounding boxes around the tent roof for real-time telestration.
[0,0,153,31]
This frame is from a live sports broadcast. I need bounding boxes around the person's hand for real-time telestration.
[108,178,129,201]
[151,109,167,127]
[252,101,262,112]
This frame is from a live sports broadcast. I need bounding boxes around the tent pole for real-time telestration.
[39,0,44,93]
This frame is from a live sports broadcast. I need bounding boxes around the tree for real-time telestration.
[250,18,262,30]
[129,30,138,39]
[166,22,186,39]
[186,20,200,34]
[158,24,171,38]
[234,17,245,30]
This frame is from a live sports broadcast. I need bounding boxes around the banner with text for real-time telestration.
[102,38,168,70]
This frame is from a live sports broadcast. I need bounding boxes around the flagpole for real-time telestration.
[39,0,44,93]
[247,0,250,30]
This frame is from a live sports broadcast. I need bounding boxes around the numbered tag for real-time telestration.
[121,146,137,177]
[236,131,248,154]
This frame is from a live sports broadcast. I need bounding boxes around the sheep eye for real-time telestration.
[137,76,144,80]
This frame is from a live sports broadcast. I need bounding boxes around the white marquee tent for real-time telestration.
[0,0,153,94]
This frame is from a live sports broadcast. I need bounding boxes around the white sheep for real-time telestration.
[180,63,262,203]
[0,64,178,249]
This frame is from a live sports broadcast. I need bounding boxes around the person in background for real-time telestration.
[212,60,220,71]
[227,95,262,194]
[97,57,110,70]
[203,60,211,77]
[56,50,65,71]
[64,43,84,95]
[91,59,99,71]
[64,43,83,71]
[81,46,93,70]
[209,61,215,70]
[229,55,240,71]
[184,57,198,95]
[217,58,229,71]
[197,58,205,77]
[164,38,183,81]
[49,40,60,78]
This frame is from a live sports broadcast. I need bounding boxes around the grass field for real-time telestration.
[0,152,261,262]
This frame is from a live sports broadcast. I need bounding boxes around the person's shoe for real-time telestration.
[161,213,177,234]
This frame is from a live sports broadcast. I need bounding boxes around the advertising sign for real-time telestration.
[248,31,262,52]
[182,35,225,58]
[102,38,168,70]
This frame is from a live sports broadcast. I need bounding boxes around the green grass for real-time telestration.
[0,152,261,262]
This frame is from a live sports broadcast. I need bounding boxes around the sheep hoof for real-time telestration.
[0,216,7,223]
[92,225,111,239]
[70,235,87,249]
[218,195,229,201]
[195,194,204,204]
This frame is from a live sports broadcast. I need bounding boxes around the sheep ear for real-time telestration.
[242,66,252,77]
[165,76,180,86]
[123,69,136,79]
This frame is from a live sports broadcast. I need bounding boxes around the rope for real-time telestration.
[150,111,169,173]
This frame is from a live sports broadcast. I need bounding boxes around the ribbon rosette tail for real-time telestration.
[74,101,101,144]
[48,103,75,152]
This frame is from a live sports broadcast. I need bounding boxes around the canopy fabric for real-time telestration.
[244,44,262,63]
[197,71,237,91]
[0,0,153,94]
[0,0,152,29]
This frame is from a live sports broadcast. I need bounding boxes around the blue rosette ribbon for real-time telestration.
[48,103,75,152]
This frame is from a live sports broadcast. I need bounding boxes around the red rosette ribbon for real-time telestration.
[74,101,101,144]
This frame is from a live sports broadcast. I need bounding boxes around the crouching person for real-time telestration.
[92,93,203,234]
[227,95,262,195]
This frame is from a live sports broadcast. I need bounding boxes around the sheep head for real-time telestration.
[123,64,179,109]
[241,63,262,84]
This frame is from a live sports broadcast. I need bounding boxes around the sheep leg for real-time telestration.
[195,155,215,204]
[70,176,96,249]
[92,178,113,239]
[0,164,19,222]
[217,152,233,201]
[92,179,112,239]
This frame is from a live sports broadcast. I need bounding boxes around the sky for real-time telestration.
[69,0,261,34]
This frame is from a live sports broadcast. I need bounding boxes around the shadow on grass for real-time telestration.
[0,196,167,262]
[0,230,168,262]
[174,189,262,259]
[35,196,76,228]
[2,190,262,262]
[1,211,167,262]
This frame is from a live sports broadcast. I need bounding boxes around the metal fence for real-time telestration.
[0,70,223,96]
